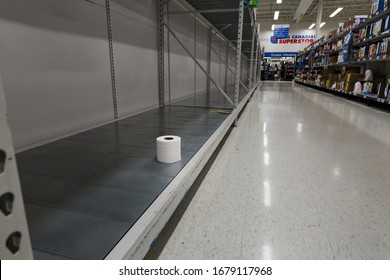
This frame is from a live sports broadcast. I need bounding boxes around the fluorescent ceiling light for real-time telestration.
[329,7,343,18]
[309,23,315,29]
[271,24,275,30]
[276,0,282,3]
[320,22,326,28]
[274,11,279,20]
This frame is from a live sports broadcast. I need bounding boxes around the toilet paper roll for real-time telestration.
[156,135,181,163]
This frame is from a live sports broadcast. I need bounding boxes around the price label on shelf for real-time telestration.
[363,95,367,99]
[381,99,386,103]
[377,98,381,102]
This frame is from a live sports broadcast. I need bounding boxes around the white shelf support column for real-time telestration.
[0,76,33,260]
[315,0,323,39]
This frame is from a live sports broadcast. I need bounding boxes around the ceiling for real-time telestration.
[256,0,373,23]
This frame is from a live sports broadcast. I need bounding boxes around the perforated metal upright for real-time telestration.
[0,76,32,260]
[253,40,259,85]
[248,25,256,89]
[105,0,118,119]
[207,26,212,94]
[234,0,245,108]
[157,0,167,106]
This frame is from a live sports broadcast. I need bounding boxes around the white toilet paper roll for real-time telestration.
[156,135,181,163]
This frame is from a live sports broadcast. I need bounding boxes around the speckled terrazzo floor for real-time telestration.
[157,81,390,260]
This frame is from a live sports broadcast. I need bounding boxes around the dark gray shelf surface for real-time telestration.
[171,87,248,109]
[17,92,243,259]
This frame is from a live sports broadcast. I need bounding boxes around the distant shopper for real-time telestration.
[280,61,285,80]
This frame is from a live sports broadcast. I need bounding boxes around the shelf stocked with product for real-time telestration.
[296,0,390,107]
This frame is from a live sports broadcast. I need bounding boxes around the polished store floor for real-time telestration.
[157,81,390,260]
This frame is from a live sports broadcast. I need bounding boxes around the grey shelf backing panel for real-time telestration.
[17,96,240,260]
[184,0,254,55]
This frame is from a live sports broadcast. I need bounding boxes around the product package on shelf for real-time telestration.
[369,43,378,59]
[385,16,390,31]
[377,83,386,97]
[381,38,390,57]
[355,17,367,28]
[359,46,368,60]
[359,26,367,41]
[385,0,388,10]
[373,19,383,36]
[351,49,359,62]
[371,0,385,15]
[376,41,382,57]
[363,82,374,95]
[370,23,376,38]
[385,80,390,99]
[338,52,344,63]
[341,32,353,63]
[344,72,361,92]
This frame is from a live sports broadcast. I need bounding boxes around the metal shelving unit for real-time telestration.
[1,0,260,260]
[104,0,261,260]
[296,6,390,107]
[158,0,261,109]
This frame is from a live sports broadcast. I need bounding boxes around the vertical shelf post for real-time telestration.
[225,42,229,91]
[0,76,33,260]
[249,28,256,89]
[105,0,118,119]
[315,0,323,39]
[234,0,245,111]
[158,0,166,106]
[207,27,212,94]
[253,40,259,85]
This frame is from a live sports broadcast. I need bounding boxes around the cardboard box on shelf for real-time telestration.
[321,69,335,80]
[345,73,361,83]
[343,73,361,92]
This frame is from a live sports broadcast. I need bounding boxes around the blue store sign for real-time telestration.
[264,52,298,58]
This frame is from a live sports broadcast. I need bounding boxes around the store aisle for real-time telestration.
[157,81,390,260]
